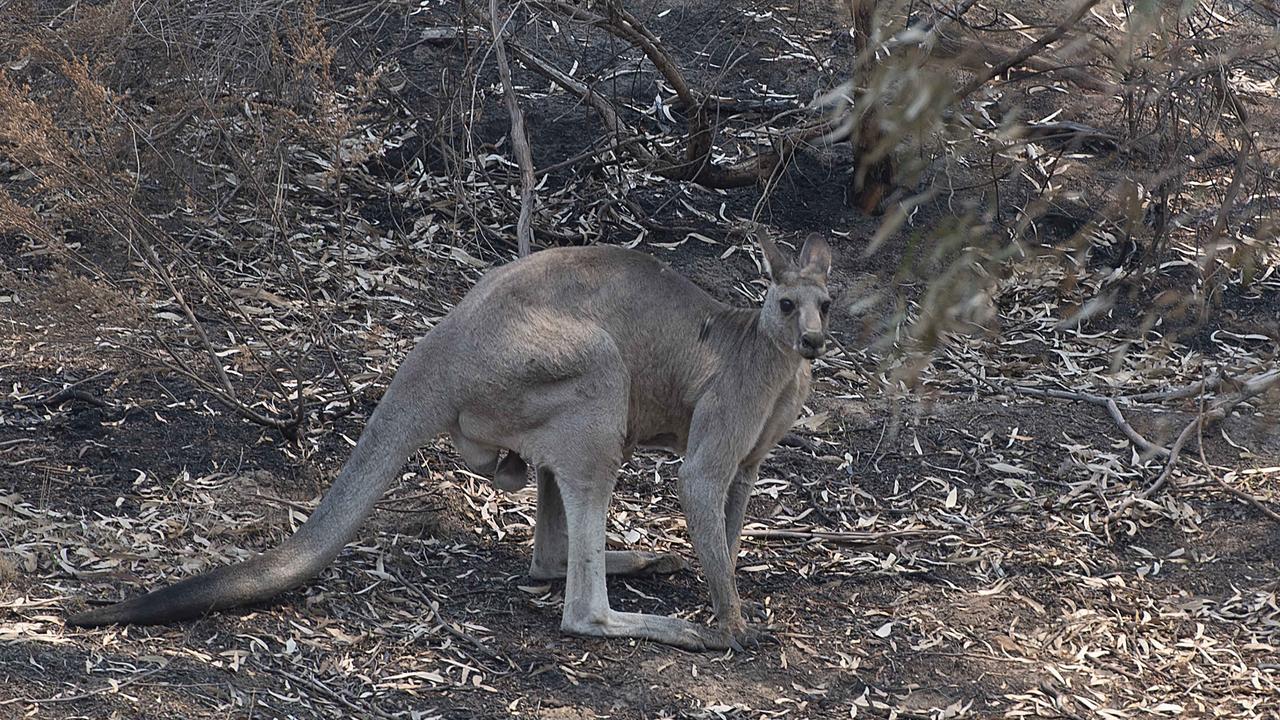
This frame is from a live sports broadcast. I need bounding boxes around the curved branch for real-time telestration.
[529,1,767,187]
[508,40,782,189]
[954,0,1105,100]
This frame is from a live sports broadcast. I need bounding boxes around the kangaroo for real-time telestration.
[69,233,833,651]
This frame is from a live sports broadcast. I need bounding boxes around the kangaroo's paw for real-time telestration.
[708,620,777,653]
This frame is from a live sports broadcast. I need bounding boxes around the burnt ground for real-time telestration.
[2,1,1280,719]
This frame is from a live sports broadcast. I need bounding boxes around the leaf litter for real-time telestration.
[1,0,1279,718]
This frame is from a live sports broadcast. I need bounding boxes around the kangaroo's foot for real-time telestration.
[561,608,732,652]
[710,616,777,652]
[530,551,687,580]
[741,598,769,622]
[562,609,772,652]
[707,595,776,652]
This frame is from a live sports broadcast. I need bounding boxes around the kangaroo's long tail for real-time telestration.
[67,342,449,626]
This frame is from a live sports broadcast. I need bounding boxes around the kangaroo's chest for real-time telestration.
[627,363,811,463]
[743,365,811,466]
[629,405,693,455]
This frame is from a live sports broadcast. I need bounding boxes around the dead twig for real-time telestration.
[953,362,1172,458]
[534,135,650,178]
[779,433,819,453]
[38,388,107,408]
[1197,413,1280,523]
[1106,368,1280,526]
[1126,372,1224,403]
[930,23,1113,94]
[741,526,957,545]
[1009,385,1168,457]
[274,668,399,720]
[0,666,167,706]
[524,1,780,188]
[39,370,111,407]
[385,567,515,673]
[488,0,536,257]
[33,106,308,441]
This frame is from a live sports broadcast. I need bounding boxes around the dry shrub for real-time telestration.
[832,1,1275,356]
[0,1,389,440]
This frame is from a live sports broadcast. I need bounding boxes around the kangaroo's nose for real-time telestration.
[800,332,825,352]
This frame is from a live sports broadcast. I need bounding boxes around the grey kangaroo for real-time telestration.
[69,233,833,651]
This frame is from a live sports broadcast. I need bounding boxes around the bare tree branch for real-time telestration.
[489,0,537,257]
[1198,423,1280,523]
[954,0,1104,100]
[526,1,779,188]
[1009,384,1169,457]
[506,39,785,189]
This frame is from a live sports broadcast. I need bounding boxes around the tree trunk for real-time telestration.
[846,0,893,214]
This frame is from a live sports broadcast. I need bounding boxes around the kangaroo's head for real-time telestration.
[758,233,833,360]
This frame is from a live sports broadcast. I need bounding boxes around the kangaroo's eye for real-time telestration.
[779,298,795,314]
[820,301,831,315]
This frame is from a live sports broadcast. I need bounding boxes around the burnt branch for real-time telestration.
[526,0,780,189]
[954,0,1105,100]
[1106,368,1280,527]
[506,39,786,189]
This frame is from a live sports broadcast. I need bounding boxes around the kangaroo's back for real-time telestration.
[444,246,730,417]
[454,246,721,337]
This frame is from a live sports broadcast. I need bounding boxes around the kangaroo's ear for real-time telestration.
[798,233,832,280]
[757,232,792,281]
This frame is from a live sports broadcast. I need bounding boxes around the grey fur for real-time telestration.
[68,234,834,651]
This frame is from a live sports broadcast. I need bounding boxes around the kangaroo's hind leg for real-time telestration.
[525,357,721,650]
[529,467,687,580]
[551,448,722,651]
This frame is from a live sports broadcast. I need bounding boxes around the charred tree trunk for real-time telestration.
[846,0,893,214]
